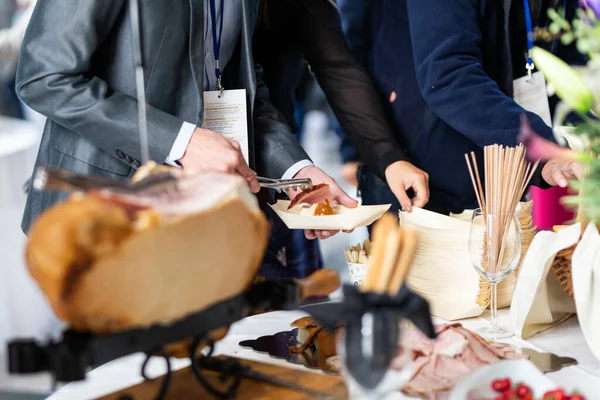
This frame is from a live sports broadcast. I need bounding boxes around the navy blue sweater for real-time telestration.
[340,0,582,213]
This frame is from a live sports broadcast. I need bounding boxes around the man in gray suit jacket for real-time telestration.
[16,0,356,235]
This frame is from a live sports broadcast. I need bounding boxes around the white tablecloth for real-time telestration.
[0,309,590,400]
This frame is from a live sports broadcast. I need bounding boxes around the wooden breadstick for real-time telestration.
[358,250,368,264]
[362,213,398,292]
[375,228,403,292]
[387,227,418,295]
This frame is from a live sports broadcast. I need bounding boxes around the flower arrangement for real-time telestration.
[520,0,600,223]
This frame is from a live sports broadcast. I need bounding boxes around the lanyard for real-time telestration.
[209,0,225,91]
[523,0,535,80]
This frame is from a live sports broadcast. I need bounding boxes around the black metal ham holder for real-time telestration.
[6,278,316,399]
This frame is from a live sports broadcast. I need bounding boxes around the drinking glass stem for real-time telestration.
[490,282,498,329]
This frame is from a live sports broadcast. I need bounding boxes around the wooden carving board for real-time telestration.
[97,357,348,400]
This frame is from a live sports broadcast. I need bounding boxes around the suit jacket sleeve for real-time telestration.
[301,0,410,178]
[16,0,184,165]
[253,64,312,179]
[406,0,555,148]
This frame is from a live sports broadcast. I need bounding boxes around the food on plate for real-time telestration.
[398,323,527,399]
[26,164,269,333]
[287,184,332,209]
[286,184,341,216]
[292,317,527,399]
[313,199,335,216]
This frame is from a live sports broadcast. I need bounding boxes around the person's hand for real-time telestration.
[384,161,429,212]
[340,162,359,187]
[179,127,260,192]
[289,165,358,240]
[541,158,584,188]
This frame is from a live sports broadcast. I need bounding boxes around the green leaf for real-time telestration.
[531,47,595,112]
[562,32,574,44]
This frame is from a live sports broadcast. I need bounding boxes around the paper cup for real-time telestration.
[347,262,367,287]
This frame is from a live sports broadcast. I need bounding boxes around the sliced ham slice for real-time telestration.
[395,323,527,399]
[287,184,332,210]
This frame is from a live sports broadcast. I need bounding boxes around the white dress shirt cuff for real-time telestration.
[281,160,313,180]
[165,122,196,167]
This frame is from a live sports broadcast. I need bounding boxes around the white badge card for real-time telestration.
[202,89,249,164]
[513,71,552,127]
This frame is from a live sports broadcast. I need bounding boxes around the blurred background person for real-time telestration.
[254,0,430,276]
[338,0,583,217]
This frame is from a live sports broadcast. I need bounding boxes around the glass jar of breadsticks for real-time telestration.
[465,144,537,340]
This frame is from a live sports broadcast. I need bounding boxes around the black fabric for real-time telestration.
[253,0,410,180]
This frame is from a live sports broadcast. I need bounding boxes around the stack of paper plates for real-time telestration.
[400,203,536,321]
[399,208,484,320]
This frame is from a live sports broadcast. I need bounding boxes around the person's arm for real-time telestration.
[406,0,555,147]
[253,64,314,179]
[0,0,34,63]
[16,0,185,166]
[299,0,409,178]
[299,0,430,209]
[337,0,371,67]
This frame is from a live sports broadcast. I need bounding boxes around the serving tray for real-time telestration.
[98,357,346,400]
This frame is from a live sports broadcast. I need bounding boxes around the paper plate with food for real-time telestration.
[269,184,390,230]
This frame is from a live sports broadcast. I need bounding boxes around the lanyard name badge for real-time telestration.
[513,0,552,126]
[201,0,250,164]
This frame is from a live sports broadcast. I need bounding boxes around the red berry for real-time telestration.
[503,389,519,400]
[492,378,512,393]
[543,389,567,400]
[494,396,504,400]
[516,384,533,397]
[570,393,586,400]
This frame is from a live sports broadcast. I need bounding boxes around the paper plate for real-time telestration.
[270,201,390,230]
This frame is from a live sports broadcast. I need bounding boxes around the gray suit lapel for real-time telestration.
[188,0,205,118]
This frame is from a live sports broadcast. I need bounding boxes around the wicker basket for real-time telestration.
[551,244,576,298]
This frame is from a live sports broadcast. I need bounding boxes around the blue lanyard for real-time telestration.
[523,0,535,78]
[209,0,225,90]
[523,0,534,78]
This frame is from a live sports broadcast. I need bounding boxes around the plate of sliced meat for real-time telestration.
[270,184,390,230]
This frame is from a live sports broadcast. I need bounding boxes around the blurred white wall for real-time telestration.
[0,115,62,358]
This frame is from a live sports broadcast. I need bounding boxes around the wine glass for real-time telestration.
[469,208,521,340]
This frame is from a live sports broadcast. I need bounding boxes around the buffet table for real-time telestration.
[29,309,598,399]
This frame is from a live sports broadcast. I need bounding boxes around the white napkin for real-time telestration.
[571,224,600,363]
[509,224,580,339]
